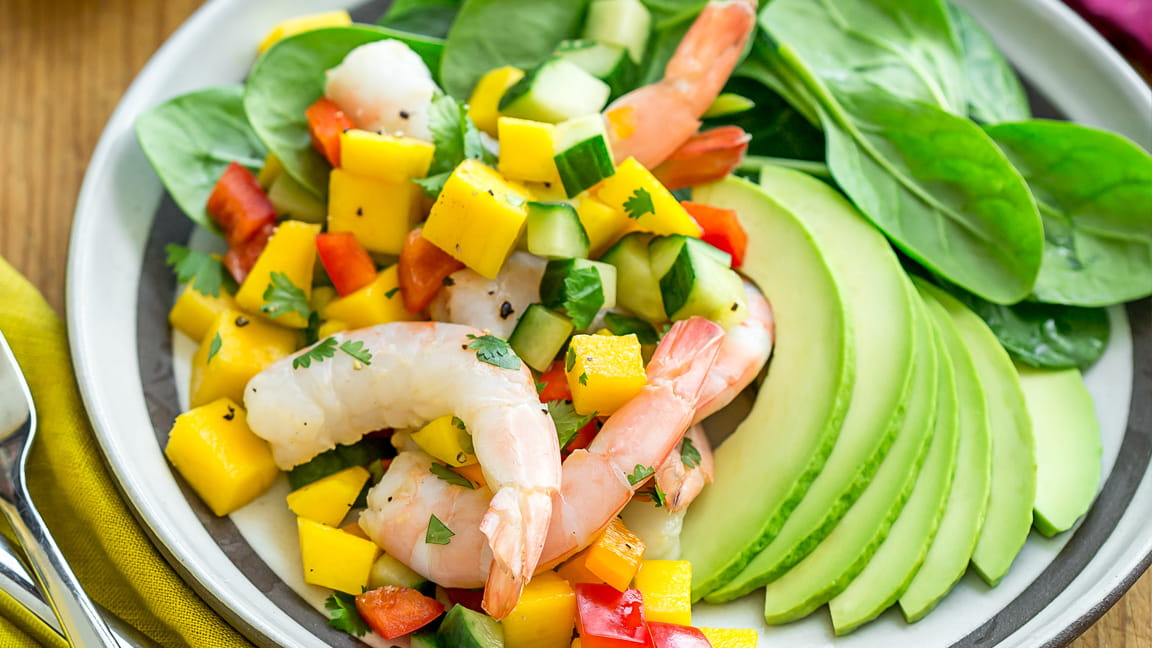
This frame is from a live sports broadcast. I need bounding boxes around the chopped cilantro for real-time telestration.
[384,287,400,299]
[430,462,475,489]
[426,514,455,545]
[325,592,368,636]
[565,345,576,372]
[627,464,655,486]
[206,332,222,363]
[164,244,235,297]
[624,188,655,220]
[339,340,373,365]
[261,272,311,320]
[643,481,667,508]
[578,372,589,386]
[302,312,321,347]
[535,381,547,395]
[540,262,604,330]
[293,337,338,369]
[547,400,596,449]
[603,312,660,345]
[466,334,521,370]
[451,416,467,430]
[415,94,496,198]
[680,436,701,469]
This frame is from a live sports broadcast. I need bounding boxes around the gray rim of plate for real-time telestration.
[64,0,1152,647]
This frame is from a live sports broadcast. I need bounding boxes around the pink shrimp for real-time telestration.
[604,0,758,169]
[654,424,716,512]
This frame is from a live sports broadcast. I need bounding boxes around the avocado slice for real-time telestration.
[680,176,856,598]
[702,166,918,603]
[1016,364,1101,536]
[919,282,1036,586]
[898,282,994,622]
[758,301,939,624]
[828,301,962,634]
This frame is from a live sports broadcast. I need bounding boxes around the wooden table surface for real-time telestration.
[1,0,1148,646]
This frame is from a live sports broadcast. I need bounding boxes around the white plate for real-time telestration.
[66,1,1152,646]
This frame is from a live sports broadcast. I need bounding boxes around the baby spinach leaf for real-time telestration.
[135,85,266,230]
[946,2,1030,124]
[378,0,462,39]
[245,25,445,199]
[707,72,825,162]
[440,0,590,99]
[985,120,1152,306]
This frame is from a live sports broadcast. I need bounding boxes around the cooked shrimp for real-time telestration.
[325,39,438,141]
[429,252,547,339]
[654,424,716,512]
[244,322,560,619]
[604,0,757,168]
[694,280,775,423]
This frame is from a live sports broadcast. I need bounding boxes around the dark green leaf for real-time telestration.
[164,244,236,297]
[416,94,495,198]
[339,340,374,365]
[325,592,369,636]
[379,0,462,39]
[680,436,701,468]
[540,263,605,330]
[706,72,825,162]
[293,337,338,369]
[565,345,576,372]
[426,514,455,544]
[430,462,476,488]
[287,437,395,490]
[603,312,660,345]
[578,372,589,386]
[262,272,312,320]
[303,312,322,347]
[466,334,522,370]
[451,416,467,430]
[624,188,655,220]
[946,1,1030,124]
[547,400,596,449]
[207,333,222,364]
[643,481,667,507]
[627,464,655,486]
[384,287,400,299]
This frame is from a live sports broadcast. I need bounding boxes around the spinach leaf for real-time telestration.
[378,0,461,39]
[245,25,445,199]
[706,73,825,162]
[135,85,266,230]
[985,120,1152,306]
[440,0,590,99]
[413,94,497,197]
[946,1,1030,125]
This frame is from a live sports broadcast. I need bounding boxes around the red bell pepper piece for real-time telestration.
[223,221,275,284]
[575,584,652,648]
[397,228,466,314]
[538,360,573,402]
[652,126,750,191]
[306,97,355,167]
[681,202,748,268]
[440,586,486,612]
[316,232,378,296]
[206,161,278,249]
[647,622,712,648]
[354,586,444,640]
[563,418,601,454]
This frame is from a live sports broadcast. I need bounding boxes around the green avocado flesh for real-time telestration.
[919,283,1036,586]
[759,300,939,624]
[829,304,961,634]
[1016,364,1101,537]
[681,176,856,598]
[702,166,917,603]
[899,283,993,622]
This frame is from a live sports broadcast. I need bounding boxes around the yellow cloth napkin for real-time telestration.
[0,256,254,648]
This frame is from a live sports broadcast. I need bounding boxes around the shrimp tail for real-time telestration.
[656,424,716,512]
[479,488,552,619]
[646,317,726,398]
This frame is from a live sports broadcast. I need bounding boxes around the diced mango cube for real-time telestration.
[574,193,634,256]
[565,334,647,416]
[164,398,279,516]
[297,517,380,594]
[451,463,488,489]
[503,571,577,648]
[258,10,352,53]
[411,415,477,467]
[593,157,701,237]
[556,549,605,587]
[328,168,421,255]
[318,320,349,338]
[634,560,692,625]
[339,129,435,182]
[235,220,321,328]
[286,466,370,527]
[310,285,337,312]
[582,518,646,592]
[422,159,531,279]
[320,265,414,330]
[190,311,298,408]
[699,628,759,648]
[498,117,561,184]
[169,285,238,342]
[525,181,569,203]
[469,66,526,136]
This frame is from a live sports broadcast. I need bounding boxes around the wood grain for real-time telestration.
[0,0,1147,646]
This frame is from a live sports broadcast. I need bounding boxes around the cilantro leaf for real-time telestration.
[339,340,373,365]
[643,481,667,508]
[430,462,476,489]
[547,400,596,449]
[578,372,589,386]
[451,416,467,430]
[426,513,455,544]
[416,94,496,198]
[164,244,235,297]
[303,312,321,347]
[384,287,400,299]
[207,332,222,363]
[466,334,521,370]
[261,272,311,320]
[565,345,576,372]
[535,381,547,395]
[325,592,368,636]
[540,263,604,330]
[293,337,338,369]
[627,464,655,486]
[680,436,701,469]
[604,312,660,345]
[624,188,655,220]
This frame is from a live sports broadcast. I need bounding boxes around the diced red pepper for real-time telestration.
[652,126,750,191]
[440,586,486,613]
[681,202,748,268]
[575,584,652,648]
[206,161,278,249]
[647,622,712,648]
[223,221,275,283]
[538,360,573,402]
[564,418,600,454]
[397,228,466,314]
[354,586,444,640]
[316,232,378,296]
[306,97,355,167]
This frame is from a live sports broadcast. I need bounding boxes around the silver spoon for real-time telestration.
[0,330,121,647]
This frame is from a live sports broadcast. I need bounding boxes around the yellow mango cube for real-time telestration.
[469,66,526,136]
[310,285,337,312]
[525,181,569,203]
[699,628,759,648]
[582,518,645,592]
[169,285,238,342]
[317,320,349,338]
[498,117,561,184]
[190,311,298,408]
[235,220,320,328]
[574,193,634,256]
[422,159,531,279]
[328,168,421,255]
[503,571,577,648]
[286,466,371,527]
[320,265,414,330]
[593,157,701,237]
[411,415,477,467]
[339,130,435,182]
[164,398,280,516]
[565,334,647,416]
[258,10,352,53]
[297,517,380,594]
[634,560,692,625]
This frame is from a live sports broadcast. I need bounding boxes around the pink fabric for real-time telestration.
[1065,0,1152,67]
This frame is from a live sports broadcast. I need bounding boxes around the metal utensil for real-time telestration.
[0,330,121,647]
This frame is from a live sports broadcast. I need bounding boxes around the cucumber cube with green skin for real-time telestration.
[509,304,575,372]
[553,115,616,197]
[437,605,504,648]
[649,235,744,323]
[267,172,326,224]
[410,633,443,648]
[554,39,637,98]
[599,232,665,323]
[539,258,617,329]
[526,202,590,259]
[499,59,610,124]
[583,0,651,63]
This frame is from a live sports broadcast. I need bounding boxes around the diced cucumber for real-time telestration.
[411,633,444,648]
[554,39,636,98]
[598,232,666,323]
[651,236,746,323]
[539,258,617,329]
[603,311,660,345]
[583,0,651,63]
[438,604,504,648]
[268,172,326,224]
[368,552,427,590]
[499,59,610,124]
[553,116,616,198]
[648,235,732,275]
[526,202,591,259]
[509,304,575,372]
